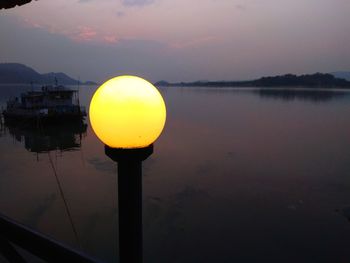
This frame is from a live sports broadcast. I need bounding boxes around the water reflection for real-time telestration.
[1,85,350,262]
[3,121,87,154]
[255,88,349,102]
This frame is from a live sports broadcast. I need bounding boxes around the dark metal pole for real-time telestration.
[105,144,153,263]
[118,160,143,263]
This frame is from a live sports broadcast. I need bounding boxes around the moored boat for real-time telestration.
[2,85,86,125]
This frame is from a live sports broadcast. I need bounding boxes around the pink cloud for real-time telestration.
[71,26,97,42]
[18,17,120,46]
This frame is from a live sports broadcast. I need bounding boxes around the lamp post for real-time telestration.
[89,76,166,263]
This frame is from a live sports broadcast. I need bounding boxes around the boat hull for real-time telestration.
[3,111,86,126]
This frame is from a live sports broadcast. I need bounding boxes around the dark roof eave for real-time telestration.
[0,0,36,9]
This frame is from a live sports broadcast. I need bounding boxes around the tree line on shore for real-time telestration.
[156,73,350,88]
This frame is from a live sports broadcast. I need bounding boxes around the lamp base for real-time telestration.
[105,144,153,162]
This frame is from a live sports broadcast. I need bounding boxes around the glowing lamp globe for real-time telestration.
[89,75,166,149]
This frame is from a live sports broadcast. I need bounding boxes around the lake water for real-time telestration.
[1,85,350,262]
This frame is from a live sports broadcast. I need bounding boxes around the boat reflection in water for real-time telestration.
[0,113,91,261]
[4,121,87,155]
[1,84,88,155]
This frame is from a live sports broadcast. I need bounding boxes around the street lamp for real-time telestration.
[89,75,166,149]
[89,75,166,263]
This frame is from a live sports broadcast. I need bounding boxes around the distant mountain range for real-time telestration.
[1,63,348,88]
[156,73,350,88]
[0,63,97,85]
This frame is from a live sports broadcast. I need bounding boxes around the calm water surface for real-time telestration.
[1,85,350,262]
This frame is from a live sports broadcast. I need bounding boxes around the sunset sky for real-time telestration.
[1,0,349,82]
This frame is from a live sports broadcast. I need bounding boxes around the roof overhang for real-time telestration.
[1,0,36,9]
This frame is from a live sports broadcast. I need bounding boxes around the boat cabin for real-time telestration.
[21,85,78,109]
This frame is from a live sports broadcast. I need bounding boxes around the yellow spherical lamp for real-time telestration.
[89,75,166,149]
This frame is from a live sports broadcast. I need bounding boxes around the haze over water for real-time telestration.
[1,85,350,262]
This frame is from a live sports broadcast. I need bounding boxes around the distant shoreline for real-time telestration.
[155,73,350,89]
[156,86,350,91]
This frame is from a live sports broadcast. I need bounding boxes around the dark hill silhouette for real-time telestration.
[0,63,41,83]
[0,63,96,85]
[252,73,349,87]
[156,73,350,88]
[41,72,80,85]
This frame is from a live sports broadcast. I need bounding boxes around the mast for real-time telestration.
[77,76,81,107]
